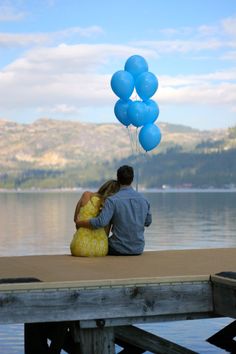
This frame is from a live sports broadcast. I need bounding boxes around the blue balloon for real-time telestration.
[114,99,132,126]
[111,70,134,100]
[145,99,159,124]
[124,55,148,79]
[127,100,147,127]
[135,72,158,100]
[139,123,161,151]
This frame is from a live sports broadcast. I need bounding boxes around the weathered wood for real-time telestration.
[79,312,216,329]
[211,274,236,318]
[79,327,115,354]
[115,325,198,354]
[0,282,212,324]
[116,338,145,354]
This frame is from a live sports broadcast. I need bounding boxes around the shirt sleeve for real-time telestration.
[90,198,115,229]
[144,202,152,227]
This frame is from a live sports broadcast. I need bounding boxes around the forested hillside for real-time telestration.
[0,118,235,189]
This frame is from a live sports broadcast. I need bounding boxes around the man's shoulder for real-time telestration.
[109,188,148,202]
[107,190,122,201]
[132,190,150,205]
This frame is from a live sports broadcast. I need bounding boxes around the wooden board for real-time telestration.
[0,281,212,324]
[0,248,236,291]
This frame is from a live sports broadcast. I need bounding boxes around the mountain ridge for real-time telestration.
[0,117,229,170]
[0,118,235,189]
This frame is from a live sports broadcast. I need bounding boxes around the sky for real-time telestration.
[0,0,236,130]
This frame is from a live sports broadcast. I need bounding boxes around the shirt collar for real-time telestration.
[120,185,133,190]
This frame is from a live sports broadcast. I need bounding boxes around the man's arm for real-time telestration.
[75,219,92,229]
[144,203,152,227]
[76,198,115,230]
[90,198,115,229]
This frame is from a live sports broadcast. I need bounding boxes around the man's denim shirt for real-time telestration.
[90,186,152,254]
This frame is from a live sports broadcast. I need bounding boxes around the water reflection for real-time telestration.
[144,192,236,251]
[0,192,79,256]
[0,191,236,256]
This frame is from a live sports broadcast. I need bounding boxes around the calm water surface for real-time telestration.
[0,190,236,353]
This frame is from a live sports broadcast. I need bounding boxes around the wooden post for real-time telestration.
[79,327,115,354]
[211,272,236,318]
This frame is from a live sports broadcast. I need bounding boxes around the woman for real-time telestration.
[70,180,120,257]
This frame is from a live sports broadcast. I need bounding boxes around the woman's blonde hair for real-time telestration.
[97,179,119,201]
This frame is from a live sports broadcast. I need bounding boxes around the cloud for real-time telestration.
[160,27,193,37]
[196,25,218,37]
[157,70,236,106]
[0,33,50,47]
[57,26,104,38]
[158,81,236,106]
[148,16,236,55]
[221,17,236,37]
[0,15,236,128]
[160,24,218,38]
[0,43,155,111]
[221,51,236,60]
[4,43,155,73]
[133,39,223,53]
[0,42,235,117]
[0,4,27,21]
[161,70,236,86]
[38,104,80,115]
[0,26,104,48]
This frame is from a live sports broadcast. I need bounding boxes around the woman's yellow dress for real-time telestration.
[70,195,108,257]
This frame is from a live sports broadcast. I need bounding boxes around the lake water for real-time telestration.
[0,190,236,353]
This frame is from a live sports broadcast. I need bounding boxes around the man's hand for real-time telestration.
[75,219,92,229]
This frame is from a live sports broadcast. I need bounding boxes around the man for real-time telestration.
[76,165,152,255]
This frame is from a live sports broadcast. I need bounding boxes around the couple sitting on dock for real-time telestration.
[25,165,152,354]
[70,165,152,257]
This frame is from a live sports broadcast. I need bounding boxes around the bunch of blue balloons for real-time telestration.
[111,55,161,152]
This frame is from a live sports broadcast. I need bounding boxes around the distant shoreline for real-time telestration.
[1,187,236,194]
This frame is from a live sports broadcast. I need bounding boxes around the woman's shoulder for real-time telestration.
[90,193,102,202]
[82,190,94,198]
[81,191,96,206]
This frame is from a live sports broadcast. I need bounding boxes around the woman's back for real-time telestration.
[79,195,101,220]
[70,194,108,257]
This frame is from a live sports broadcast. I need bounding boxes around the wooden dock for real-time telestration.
[0,248,236,353]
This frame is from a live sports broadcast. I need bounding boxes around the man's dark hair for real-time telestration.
[117,165,134,185]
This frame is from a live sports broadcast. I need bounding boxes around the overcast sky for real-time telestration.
[0,0,236,130]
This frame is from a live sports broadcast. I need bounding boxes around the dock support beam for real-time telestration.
[115,325,198,354]
[78,327,115,354]
[207,320,236,352]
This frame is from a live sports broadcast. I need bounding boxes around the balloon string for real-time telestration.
[127,126,141,192]
[127,126,135,156]
[135,127,140,192]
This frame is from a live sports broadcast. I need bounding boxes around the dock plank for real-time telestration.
[0,248,236,290]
